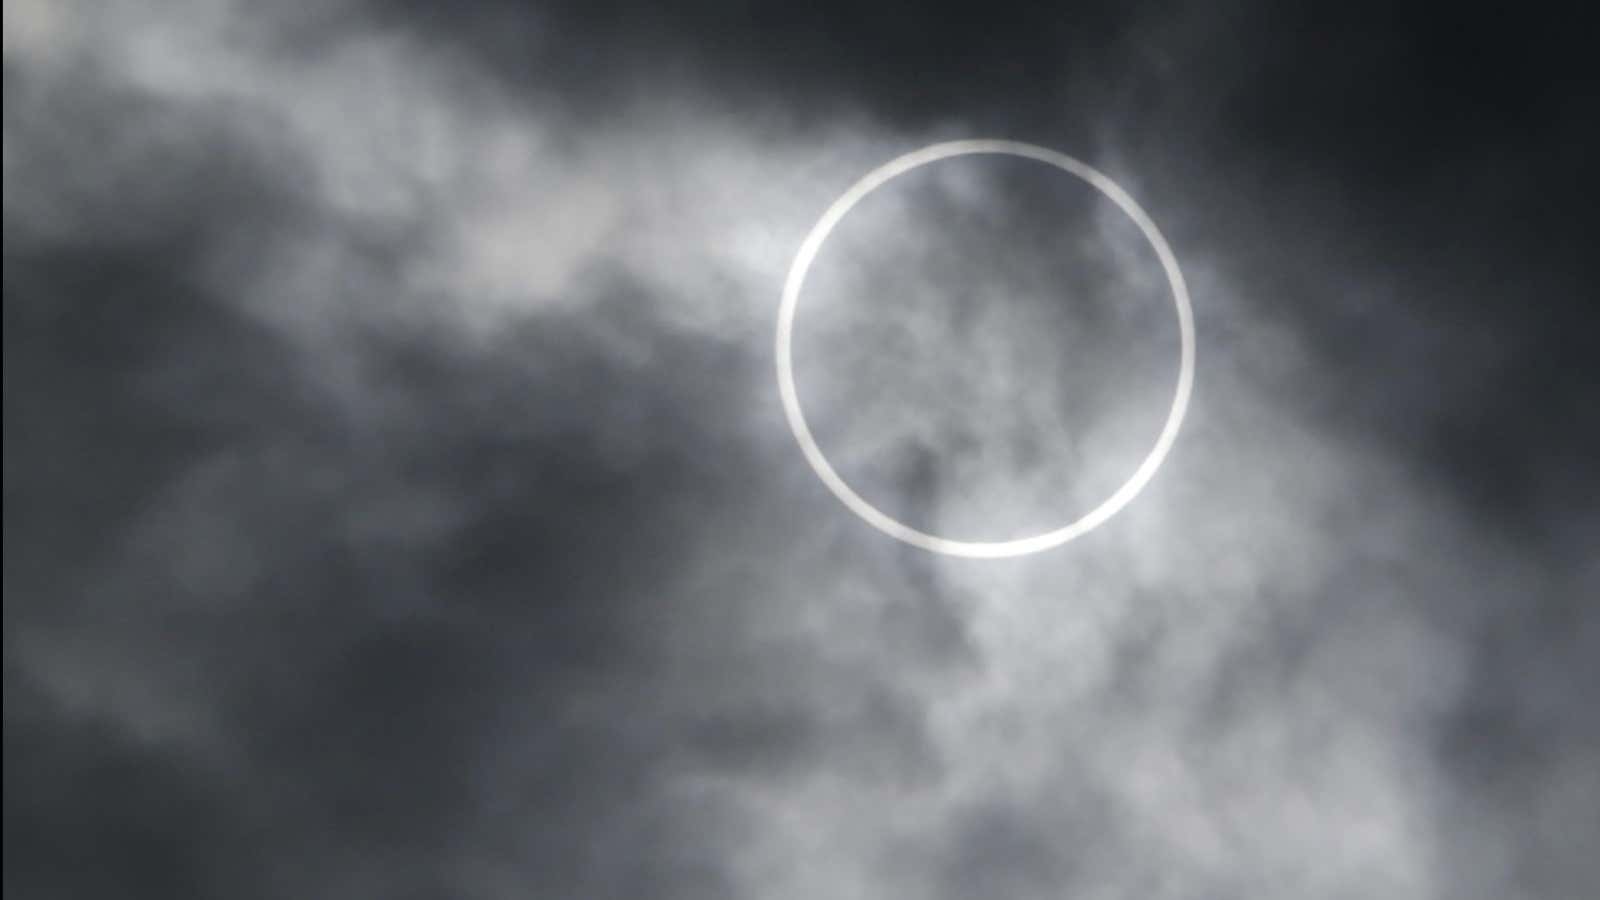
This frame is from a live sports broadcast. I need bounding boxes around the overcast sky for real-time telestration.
[5,2,1597,898]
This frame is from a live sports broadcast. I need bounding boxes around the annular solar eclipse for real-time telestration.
[776,139,1196,558]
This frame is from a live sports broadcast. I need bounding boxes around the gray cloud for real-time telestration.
[5,1,1596,899]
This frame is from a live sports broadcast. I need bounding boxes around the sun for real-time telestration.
[776,140,1196,558]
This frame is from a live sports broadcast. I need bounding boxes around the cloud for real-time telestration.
[5,2,1596,899]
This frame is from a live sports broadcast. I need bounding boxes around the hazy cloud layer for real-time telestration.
[5,2,1596,899]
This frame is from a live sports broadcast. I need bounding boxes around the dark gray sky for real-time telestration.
[5,2,1597,898]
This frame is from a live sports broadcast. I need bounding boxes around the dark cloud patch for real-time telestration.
[5,663,267,900]
[5,269,959,894]
[370,0,1161,131]
[4,40,964,895]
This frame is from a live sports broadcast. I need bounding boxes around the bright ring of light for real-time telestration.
[776,140,1196,559]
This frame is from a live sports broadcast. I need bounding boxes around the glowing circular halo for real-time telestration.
[775,139,1195,559]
